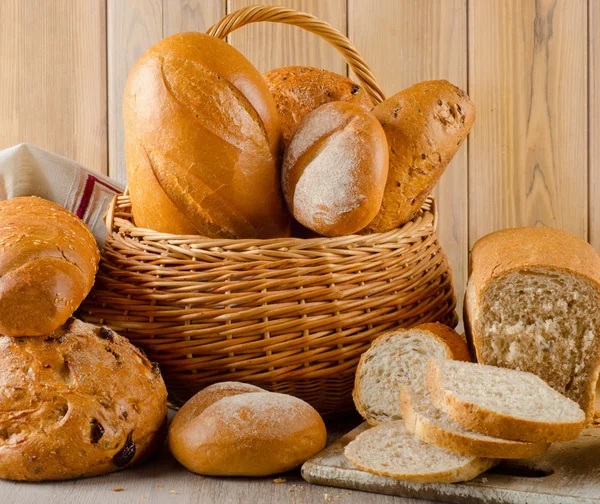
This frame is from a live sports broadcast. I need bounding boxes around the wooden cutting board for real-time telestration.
[302,422,600,504]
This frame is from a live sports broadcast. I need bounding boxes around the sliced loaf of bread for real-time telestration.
[344,421,496,483]
[465,227,600,422]
[427,359,586,443]
[353,323,470,425]
[400,386,549,458]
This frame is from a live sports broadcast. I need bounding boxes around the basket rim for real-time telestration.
[105,193,438,249]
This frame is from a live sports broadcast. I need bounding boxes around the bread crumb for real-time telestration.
[481,477,488,483]
[141,496,147,500]
[113,486,125,492]
[157,483,164,488]
[170,490,177,494]
[273,477,286,484]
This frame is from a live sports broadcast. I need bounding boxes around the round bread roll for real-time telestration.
[362,80,475,233]
[124,32,290,238]
[169,388,327,476]
[263,66,373,147]
[0,318,168,481]
[0,197,99,336]
[282,102,389,236]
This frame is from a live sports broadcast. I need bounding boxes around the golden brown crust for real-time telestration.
[0,197,99,336]
[169,390,326,476]
[0,319,168,481]
[464,226,600,421]
[352,323,470,425]
[124,32,290,238]
[263,66,373,147]
[426,361,585,443]
[363,80,475,233]
[400,387,549,459]
[169,382,264,438]
[281,101,388,236]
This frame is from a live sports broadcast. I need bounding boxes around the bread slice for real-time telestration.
[353,323,470,425]
[344,421,496,483]
[426,359,586,443]
[465,227,600,422]
[400,386,550,458]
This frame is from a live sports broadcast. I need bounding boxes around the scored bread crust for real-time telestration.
[464,226,600,421]
[169,382,264,439]
[123,32,290,238]
[426,360,585,443]
[353,323,471,425]
[344,422,496,483]
[400,387,549,459]
[169,391,327,476]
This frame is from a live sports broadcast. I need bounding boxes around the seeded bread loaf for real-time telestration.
[344,421,496,483]
[169,387,326,476]
[465,227,600,422]
[263,66,373,147]
[426,359,586,443]
[281,102,388,236]
[363,80,475,233]
[0,197,99,336]
[0,318,168,481]
[353,323,470,425]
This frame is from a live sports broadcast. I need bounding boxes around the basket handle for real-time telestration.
[207,5,386,104]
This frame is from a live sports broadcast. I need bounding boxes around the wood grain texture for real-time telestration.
[227,0,348,74]
[349,0,469,326]
[163,0,226,38]
[468,0,588,245]
[0,414,427,504]
[0,0,107,174]
[591,0,600,252]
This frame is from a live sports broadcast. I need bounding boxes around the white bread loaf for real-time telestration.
[400,386,549,459]
[426,359,586,443]
[353,323,470,425]
[465,227,600,422]
[344,421,496,483]
[169,385,326,476]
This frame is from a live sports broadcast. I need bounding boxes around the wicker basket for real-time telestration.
[80,5,458,416]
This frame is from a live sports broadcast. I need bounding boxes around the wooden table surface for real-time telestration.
[0,412,434,504]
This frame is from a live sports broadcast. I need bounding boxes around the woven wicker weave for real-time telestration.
[80,5,458,416]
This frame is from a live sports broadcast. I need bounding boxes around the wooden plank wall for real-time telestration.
[0,0,598,322]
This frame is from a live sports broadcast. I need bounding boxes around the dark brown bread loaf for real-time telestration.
[263,66,373,147]
[0,197,99,336]
[363,80,475,233]
[124,32,290,238]
[0,318,168,481]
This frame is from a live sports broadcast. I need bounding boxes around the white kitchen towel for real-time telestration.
[0,144,124,245]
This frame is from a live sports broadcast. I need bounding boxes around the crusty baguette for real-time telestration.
[353,323,470,425]
[426,359,586,443]
[362,80,475,233]
[464,226,600,422]
[344,421,496,483]
[400,386,549,459]
[0,196,99,336]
